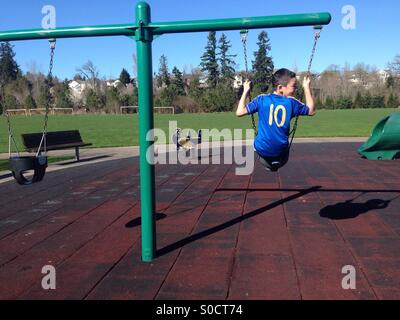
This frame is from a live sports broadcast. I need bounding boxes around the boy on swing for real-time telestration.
[236,68,316,171]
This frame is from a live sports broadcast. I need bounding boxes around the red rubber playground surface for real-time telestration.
[0,142,399,300]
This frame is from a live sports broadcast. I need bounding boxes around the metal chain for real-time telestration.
[6,109,20,157]
[240,30,257,135]
[289,28,322,149]
[36,40,56,157]
[307,29,321,76]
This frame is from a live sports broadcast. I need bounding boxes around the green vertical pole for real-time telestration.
[135,1,156,262]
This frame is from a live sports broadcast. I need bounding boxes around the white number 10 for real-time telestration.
[268,104,286,127]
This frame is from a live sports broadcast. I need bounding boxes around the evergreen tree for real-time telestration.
[37,76,53,109]
[371,95,385,108]
[105,86,120,113]
[324,96,335,109]
[24,94,37,110]
[84,88,103,112]
[200,31,219,88]
[171,66,185,95]
[0,42,20,85]
[119,68,131,85]
[336,96,353,109]
[387,93,400,108]
[218,33,236,84]
[188,74,202,100]
[157,55,170,87]
[354,91,363,108]
[56,80,73,109]
[3,94,19,109]
[200,83,236,112]
[252,31,274,93]
[362,92,372,108]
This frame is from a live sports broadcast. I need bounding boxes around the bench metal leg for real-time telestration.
[75,147,80,161]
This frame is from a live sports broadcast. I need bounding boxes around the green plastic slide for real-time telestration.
[358,112,400,160]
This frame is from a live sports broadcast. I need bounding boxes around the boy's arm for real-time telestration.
[303,76,316,116]
[236,80,251,117]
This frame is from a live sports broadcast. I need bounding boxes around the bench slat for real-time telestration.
[22,130,91,154]
[22,130,85,148]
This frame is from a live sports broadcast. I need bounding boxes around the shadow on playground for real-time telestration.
[123,186,399,258]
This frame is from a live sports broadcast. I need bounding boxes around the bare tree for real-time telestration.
[76,60,100,92]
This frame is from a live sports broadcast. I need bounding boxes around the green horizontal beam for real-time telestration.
[0,13,331,42]
[150,13,331,35]
[0,24,137,42]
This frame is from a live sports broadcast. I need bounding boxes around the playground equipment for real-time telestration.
[358,112,400,160]
[173,128,202,152]
[5,40,56,185]
[0,1,331,261]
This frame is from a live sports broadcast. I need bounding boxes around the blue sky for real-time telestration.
[0,0,398,80]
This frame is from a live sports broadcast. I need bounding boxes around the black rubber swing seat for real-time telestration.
[8,156,48,185]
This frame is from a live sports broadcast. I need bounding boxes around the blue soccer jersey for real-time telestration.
[246,94,310,157]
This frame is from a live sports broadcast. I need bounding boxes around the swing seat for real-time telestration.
[9,155,48,185]
[257,149,290,172]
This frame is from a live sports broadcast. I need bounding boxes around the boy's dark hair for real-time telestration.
[272,68,297,90]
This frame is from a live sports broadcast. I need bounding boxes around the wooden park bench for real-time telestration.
[22,130,92,161]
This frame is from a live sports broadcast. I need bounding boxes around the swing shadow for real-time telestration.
[319,199,392,220]
[156,185,322,257]
[216,187,400,220]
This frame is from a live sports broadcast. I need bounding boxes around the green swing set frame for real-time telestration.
[0,2,331,262]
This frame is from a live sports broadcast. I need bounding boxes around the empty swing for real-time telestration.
[6,39,56,185]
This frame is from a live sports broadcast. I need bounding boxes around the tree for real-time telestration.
[0,42,20,85]
[157,55,170,88]
[3,94,19,110]
[84,88,103,112]
[171,66,185,95]
[55,80,73,109]
[159,85,178,107]
[36,76,53,109]
[386,93,399,108]
[24,94,37,110]
[371,95,385,108]
[353,91,363,108]
[105,86,120,113]
[362,92,372,108]
[387,55,400,90]
[200,31,219,88]
[200,83,236,112]
[119,68,131,85]
[77,60,100,92]
[336,96,353,109]
[218,33,236,84]
[252,31,274,93]
[188,73,202,100]
[324,96,335,109]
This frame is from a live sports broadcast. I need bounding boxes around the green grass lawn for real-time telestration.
[0,108,397,153]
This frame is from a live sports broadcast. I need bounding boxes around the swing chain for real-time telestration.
[289,27,323,149]
[240,30,257,135]
[307,28,322,76]
[36,39,56,157]
[5,106,20,157]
